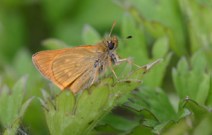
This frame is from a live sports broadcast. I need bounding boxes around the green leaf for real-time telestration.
[156,98,212,135]
[176,57,189,74]
[120,15,171,87]
[179,0,212,53]
[0,76,33,135]
[143,53,171,87]
[13,48,45,97]
[94,124,123,134]
[3,119,20,135]
[120,13,148,65]
[56,91,75,115]
[152,36,169,58]
[42,38,69,50]
[182,98,209,122]
[206,73,212,107]
[4,76,26,127]
[130,125,153,135]
[172,51,210,105]
[121,0,187,56]
[136,88,177,121]
[101,113,140,132]
[42,60,160,135]
[191,51,207,74]
[193,113,212,135]
[82,25,101,44]
[142,36,171,87]
[196,74,210,104]
[125,87,178,134]
[0,86,10,126]
[204,46,212,69]
[19,97,34,118]
[172,58,188,98]
[162,118,191,135]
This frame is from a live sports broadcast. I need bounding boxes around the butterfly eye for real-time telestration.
[108,41,114,50]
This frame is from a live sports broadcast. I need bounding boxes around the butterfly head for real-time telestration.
[104,36,118,51]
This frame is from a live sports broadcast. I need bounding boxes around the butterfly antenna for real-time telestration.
[109,21,117,37]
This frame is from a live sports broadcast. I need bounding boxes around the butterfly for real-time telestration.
[32,22,135,93]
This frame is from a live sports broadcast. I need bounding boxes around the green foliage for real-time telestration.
[0,0,212,134]
[82,25,101,44]
[98,87,178,134]
[0,10,25,61]
[42,38,70,50]
[97,76,212,134]
[40,60,159,135]
[120,14,171,87]
[172,51,210,105]
[0,77,34,135]
[117,0,187,56]
[179,0,212,53]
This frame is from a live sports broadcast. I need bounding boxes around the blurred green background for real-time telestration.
[0,0,212,135]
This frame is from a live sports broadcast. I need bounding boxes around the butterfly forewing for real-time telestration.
[32,45,106,93]
[52,48,98,88]
[32,49,67,81]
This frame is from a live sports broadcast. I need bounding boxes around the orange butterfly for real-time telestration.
[32,22,134,93]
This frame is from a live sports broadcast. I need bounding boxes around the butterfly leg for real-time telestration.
[110,53,140,68]
[116,57,141,68]
[88,60,106,94]
[91,69,99,85]
[110,65,118,79]
[110,54,142,82]
[90,59,105,85]
[108,58,118,79]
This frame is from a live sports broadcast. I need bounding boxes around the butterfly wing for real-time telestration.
[32,45,106,93]
[32,49,67,81]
